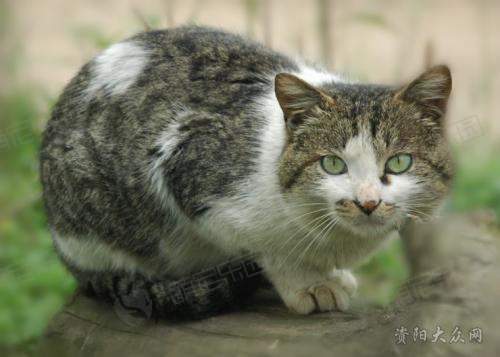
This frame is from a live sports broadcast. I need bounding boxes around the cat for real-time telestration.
[40,26,453,318]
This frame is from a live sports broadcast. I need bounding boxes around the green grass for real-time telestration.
[358,238,409,306]
[450,145,500,219]
[0,86,499,350]
[0,89,76,350]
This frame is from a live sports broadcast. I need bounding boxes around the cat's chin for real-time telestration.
[338,216,399,237]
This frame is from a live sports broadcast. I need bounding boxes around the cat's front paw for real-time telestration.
[279,270,358,315]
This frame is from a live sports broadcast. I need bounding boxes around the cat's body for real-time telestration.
[41,26,453,317]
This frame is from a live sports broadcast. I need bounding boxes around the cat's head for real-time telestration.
[275,65,453,237]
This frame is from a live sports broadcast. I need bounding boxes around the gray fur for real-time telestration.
[40,26,453,318]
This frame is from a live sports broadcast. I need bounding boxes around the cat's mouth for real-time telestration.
[341,213,388,231]
[356,215,386,226]
[335,210,401,236]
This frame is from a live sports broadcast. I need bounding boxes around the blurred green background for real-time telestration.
[1,0,499,353]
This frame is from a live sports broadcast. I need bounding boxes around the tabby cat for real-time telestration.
[40,26,453,318]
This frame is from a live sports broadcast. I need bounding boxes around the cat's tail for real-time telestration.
[69,257,265,320]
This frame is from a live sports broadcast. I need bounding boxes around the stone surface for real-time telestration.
[37,216,500,356]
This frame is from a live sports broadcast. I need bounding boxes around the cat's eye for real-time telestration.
[320,155,347,175]
[385,154,413,174]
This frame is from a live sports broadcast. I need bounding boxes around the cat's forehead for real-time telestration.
[321,82,394,102]
[298,83,436,156]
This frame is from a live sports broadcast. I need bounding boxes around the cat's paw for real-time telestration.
[281,270,358,314]
[329,269,358,297]
[284,280,352,314]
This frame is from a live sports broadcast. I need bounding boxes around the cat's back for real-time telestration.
[42,26,298,152]
[40,26,298,246]
[115,26,300,107]
[41,26,296,168]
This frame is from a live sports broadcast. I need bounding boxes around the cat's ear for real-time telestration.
[275,73,334,129]
[394,65,452,121]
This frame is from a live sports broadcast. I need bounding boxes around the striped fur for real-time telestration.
[40,26,453,318]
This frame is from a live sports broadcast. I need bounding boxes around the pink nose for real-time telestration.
[354,200,381,215]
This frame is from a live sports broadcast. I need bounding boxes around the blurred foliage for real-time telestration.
[71,25,116,50]
[244,0,260,38]
[136,12,163,30]
[350,11,392,30]
[450,144,500,219]
[0,89,76,350]
[71,15,162,52]
[0,1,7,34]
[358,238,408,306]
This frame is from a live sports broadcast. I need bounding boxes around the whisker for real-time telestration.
[289,215,334,272]
[277,207,329,228]
[276,213,333,270]
[296,214,338,269]
[267,208,331,251]
[313,217,340,266]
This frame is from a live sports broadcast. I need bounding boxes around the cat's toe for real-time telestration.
[283,290,316,315]
[308,285,336,311]
[306,281,350,312]
[324,281,350,311]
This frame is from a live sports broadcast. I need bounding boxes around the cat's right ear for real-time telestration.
[275,73,334,130]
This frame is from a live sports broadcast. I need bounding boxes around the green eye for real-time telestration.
[385,154,413,174]
[320,155,347,175]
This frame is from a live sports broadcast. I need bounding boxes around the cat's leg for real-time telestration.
[70,265,265,320]
[261,258,357,314]
[54,232,265,319]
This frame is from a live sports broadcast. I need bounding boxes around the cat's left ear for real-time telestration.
[275,73,334,130]
[394,65,452,121]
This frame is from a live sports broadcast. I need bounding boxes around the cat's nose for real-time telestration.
[354,199,381,215]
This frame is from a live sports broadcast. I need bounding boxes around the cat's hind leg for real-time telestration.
[54,233,265,319]
[70,261,265,320]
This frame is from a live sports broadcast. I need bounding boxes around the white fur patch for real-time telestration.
[85,41,149,99]
[53,232,141,273]
[148,109,197,214]
[294,64,343,86]
[381,174,422,206]
[342,130,379,182]
[149,120,182,207]
[317,128,381,206]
